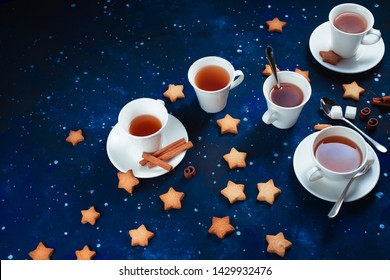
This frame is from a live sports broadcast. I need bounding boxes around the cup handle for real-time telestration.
[306,166,323,182]
[362,28,381,45]
[230,70,244,90]
[262,109,278,125]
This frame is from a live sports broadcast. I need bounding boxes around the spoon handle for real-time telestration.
[328,177,356,218]
[342,117,387,153]
[265,46,280,88]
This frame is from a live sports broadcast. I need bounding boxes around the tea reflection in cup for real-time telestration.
[328,3,381,58]
[118,98,168,154]
[306,126,373,182]
[262,71,311,129]
[188,56,244,113]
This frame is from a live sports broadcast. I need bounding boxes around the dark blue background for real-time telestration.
[0,0,389,260]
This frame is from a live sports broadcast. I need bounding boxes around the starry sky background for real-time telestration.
[0,0,389,260]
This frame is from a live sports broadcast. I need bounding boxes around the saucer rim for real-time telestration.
[293,132,380,202]
[309,21,385,74]
[106,114,188,178]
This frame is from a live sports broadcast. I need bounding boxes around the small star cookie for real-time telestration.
[262,64,280,76]
[223,147,247,169]
[75,245,96,260]
[81,206,101,225]
[220,180,246,204]
[265,17,287,33]
[319,50,342,65]
[257,179,281,205]
[342,81,365,101]
[266,232,292,257]
[129,224,154,247]
[66,129,84,146]
[159,187,184,210]
[216,114,241,135]
[29,242,54,260]
[117,169,140,194]
[208,216,235,239]
[163,84,185,102]
[295,68,310,82]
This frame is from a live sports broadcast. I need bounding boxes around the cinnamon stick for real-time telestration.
[141,152,173,171]
[139,138,186,166]
[372,96,390,107]
[147,141,193,168]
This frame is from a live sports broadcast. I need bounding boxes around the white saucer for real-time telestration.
[293,132,380,202]
[309,22,385,74]
[106,115,188,178]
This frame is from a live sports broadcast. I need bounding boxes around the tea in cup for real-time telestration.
[262,71,311,129]
[329,3,381,58]
[188,56,244,113]
[118,98,168,154]
[306,126,373,182]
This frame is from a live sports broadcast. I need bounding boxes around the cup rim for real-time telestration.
[188,56,235,93]
[329,3,374,35]
[311,126,368,175]
[263,71,311,110]
[118,98,168,139]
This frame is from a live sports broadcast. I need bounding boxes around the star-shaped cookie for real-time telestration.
[220,180,246,204]
[81,206,101,225]
[257,179,281,205]
[75,245,96,260]
[295,68,310,82]
[265,17,287,33]
[208,216,235,239]
[262,64,280,76]
[117,169,140,194]
[163,84,185,102]
[129,224,154,247]
[216,114,241,135]
[66,129,84,146]
[159,187,184,210]
[223,147,247,169]
[28,242,54,260]
[266,232,292,257]
[342,81,365,101]
[319,50,342,65]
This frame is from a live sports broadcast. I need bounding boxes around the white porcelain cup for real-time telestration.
[306,126,374,182]
[118,98,168,154]
[329,3,381,58]
[188,56,244,113]
[262,71,311,129]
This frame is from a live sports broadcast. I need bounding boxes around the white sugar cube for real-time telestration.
[330,106,343,119]
[345,106,357,120]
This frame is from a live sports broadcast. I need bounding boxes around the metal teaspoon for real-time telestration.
[265,45,281,89]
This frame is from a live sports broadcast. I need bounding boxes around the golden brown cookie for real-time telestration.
[159,187,184,210]
[342,81,365,101]
[220,180,246,204]
[216,114,241,135]
[81,206,101,225]
[129,224,154,247]
[163,84,185,102]
[266,232,292,257]
[262,64,280,76]
[75,245,96,260]
[295,68,310,82]
[223,148,247,169]
[265,17,287,32]
[257,179,281,205]
[66,129,84,146]
[208,216,235,239]
[314,124,332,131]
[28,242,54,260]
[319,50,342,65]
[117,169,140,194]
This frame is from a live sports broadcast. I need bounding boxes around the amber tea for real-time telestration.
[195,65,230,91]
[269,83,304,108]
[129,114,162,137]
[334,12,367,34]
